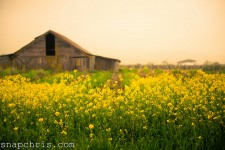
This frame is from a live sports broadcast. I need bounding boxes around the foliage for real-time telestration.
[0,69,225,149]
[0,67,20,78]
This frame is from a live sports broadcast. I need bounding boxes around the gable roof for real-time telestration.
[4,30,120,62]
[48,30,93,55]
[95,55,121,62]
[11,30,92,57]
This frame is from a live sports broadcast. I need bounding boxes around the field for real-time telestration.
[0,68,225,149]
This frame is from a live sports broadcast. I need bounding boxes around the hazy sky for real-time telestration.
[0,0,225,64]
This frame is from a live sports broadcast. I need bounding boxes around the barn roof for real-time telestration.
[47,30,93,55]
[8,30,92,57]
[2,30,120,62]
[0,54,14,57]
[95,55,121,62]
[44,30,120,62]
[33,30,93,55]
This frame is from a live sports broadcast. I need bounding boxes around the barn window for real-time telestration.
[46,33,55,55]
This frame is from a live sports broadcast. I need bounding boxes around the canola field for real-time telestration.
[0,69,225,149]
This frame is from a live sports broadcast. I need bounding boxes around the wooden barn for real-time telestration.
[0,30,120,71]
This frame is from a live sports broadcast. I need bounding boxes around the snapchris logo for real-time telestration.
[1,141,75,149]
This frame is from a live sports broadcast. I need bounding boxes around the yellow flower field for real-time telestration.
[0,69,224,149]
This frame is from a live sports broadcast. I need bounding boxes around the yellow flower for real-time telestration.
[106,128,111,132]
[91,114,96,118]
[54,120,58,124]
[13,127,19,131]
[61,130,67,135]
[58,119,63,127]
[89,124,94,129]
[55,112,60,116]
[8,103,15,108]
[11,109,16,114]
[213,116,220,120]
[167,103,173,107]
[38,118,44,122]
[143,126,147,130]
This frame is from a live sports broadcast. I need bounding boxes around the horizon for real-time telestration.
[0,0,225,65]
[120,60,224,66]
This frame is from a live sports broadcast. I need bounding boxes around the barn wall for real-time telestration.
[94,56,120,71]
[17,38,46,57]
[55,36,90,71]
[0,56,11,69]
[114,61,120,72]
[89,56,95,70]
[11,37,46,70]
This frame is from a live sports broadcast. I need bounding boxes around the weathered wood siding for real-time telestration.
[0,55,11,69]
[10,35,91,71]
[94,56,120,71]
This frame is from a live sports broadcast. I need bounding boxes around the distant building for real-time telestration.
[177,59,196,66]
[0,30,120,71]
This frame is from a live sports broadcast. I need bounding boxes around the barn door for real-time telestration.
[43,56,57,70]
[70,57,89,71]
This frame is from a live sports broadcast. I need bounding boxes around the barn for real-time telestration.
[0,30,120,71]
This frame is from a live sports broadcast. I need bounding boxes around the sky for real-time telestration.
[0,0,225,65]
